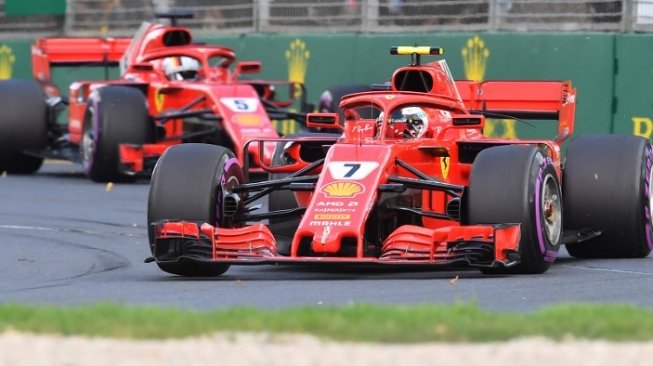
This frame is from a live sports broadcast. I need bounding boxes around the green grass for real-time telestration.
[1,302,652,342]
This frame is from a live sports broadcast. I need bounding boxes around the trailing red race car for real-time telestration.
[146,46,653,276]
[0,13,309,182]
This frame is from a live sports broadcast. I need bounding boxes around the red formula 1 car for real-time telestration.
[146,46,653,276]
[0,13,309,181]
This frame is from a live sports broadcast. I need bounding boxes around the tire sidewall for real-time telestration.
[81,93,100,176]
[640,143,653,252]
[526,153,562,268]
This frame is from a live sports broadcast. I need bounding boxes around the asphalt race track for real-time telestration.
[2,160,653,312]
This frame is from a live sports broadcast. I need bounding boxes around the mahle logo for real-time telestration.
[462,36,516,138]
[0,45,15,80]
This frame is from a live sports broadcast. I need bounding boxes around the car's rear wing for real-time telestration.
[32,37,131,84]
[455,80,576,143]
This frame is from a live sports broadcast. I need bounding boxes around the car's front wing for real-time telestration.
[148,221,521,269]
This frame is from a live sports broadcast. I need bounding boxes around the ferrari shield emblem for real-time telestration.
[155,89,165,112]
[440,157,450,179]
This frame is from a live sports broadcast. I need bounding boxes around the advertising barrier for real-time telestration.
[0,33,649,140]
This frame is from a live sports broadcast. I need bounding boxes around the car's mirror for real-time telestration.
[132,63,154,71]
[452,115,484,128]
[306,113,341,130]
[235,61,261,74]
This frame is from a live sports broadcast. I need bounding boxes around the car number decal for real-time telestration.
[327,162,379,180]
[221,98,259,112]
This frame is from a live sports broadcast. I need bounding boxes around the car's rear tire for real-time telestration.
[468,145,562,274]
[563,134,653,258]
[148,143,243,276]
[0,79,47,174]
[81,86,153,182]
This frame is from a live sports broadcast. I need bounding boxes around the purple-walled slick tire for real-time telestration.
[148,143,243,277]
[467,145,562,274]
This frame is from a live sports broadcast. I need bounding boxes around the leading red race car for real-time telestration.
[0,13,309,181]
[146,46,653,276]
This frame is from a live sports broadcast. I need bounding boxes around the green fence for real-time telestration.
[1,32,651,140]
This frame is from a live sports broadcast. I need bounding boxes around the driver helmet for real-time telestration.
[400,106,428,139]
[163,56,200,81]
[376,106,429,139]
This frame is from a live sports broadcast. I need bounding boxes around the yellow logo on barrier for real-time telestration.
[285,38,310,87]
[462,36,516,139]
[462,36,489,83]
[0,45,16,80]
[274,39,310,135]
[484,118,517,138]
[633,116,653,139]
[322,181,364,198]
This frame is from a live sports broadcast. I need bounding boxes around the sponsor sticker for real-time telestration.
[321,181,364,198]
[327,162,379,180]
[320,226,331,244]
[309,221,351,227]
[314,214,351,220]
[233,113,262,126]
[221,98,259,112]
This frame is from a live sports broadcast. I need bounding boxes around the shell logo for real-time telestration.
[233,113,262,126]
[321,181,364,198]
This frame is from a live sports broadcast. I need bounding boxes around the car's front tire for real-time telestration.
[468,145,562,274]
[148,143,243,276]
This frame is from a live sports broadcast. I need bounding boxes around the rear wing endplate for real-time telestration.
[32,38,131,83]
[455,80,576,143]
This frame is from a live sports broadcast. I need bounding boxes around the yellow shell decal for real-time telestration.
[234,114,262,126]
[154,89,165,112]
[440,157,450,179]
[321,181,364,198]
